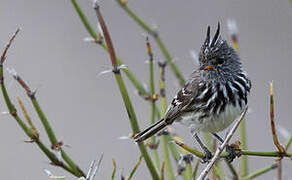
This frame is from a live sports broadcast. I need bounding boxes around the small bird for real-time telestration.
[134,23,251,162]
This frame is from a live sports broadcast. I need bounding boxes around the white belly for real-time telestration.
[177,103,243,134]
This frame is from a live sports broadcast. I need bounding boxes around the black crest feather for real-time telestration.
[210,22,220,48]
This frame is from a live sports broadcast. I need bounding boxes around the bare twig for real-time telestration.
[111,159,117,180]
[270,82,285,155]
[197,106,248,180]
[277,160,282,180]
[270,82,285,180]
[93,2,159,179]
[93,2,118,71]
[125,156,143,180]
[0,28,20,65]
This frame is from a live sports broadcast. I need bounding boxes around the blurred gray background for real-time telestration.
[1,0,292,179]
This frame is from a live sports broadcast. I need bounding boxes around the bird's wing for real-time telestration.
[164,71,204,124]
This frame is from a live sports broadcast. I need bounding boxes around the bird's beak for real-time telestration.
[203,64,214,70]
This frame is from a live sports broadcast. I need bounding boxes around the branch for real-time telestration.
[146,37,160,169]
[269,82,286,154]
[70,0,162,119]
[197,106,248,180]
[93,3,159,179]
[0,29,80,177]
[0,28,20,65]
[8,69,85,177]
[158,61,175,180]
[115,0,185,86]
[125,156,143,180]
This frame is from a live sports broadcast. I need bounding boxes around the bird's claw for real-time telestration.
[226,145,237,163]
[201,149,213,163]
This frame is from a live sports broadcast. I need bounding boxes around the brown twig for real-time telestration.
[277,160,282,180]
[270,82,285,155]
[93,3,118,71]
[197,106,248,180]
[270,82,285,180]
[160,161,165,180]
[0,28,20,65]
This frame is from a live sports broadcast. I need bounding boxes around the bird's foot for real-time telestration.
[226,145,237,163]
[201,149,213,163]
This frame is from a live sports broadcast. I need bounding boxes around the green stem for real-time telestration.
[0,66,81,177]
[115,73,159,179]
[241,150,292,157]
[125,156,142,180]
[94,6,159,176]
[229,28,248,178]
[111,159,116,180]
[161,135,175,180]
[166,136,188,180]
[155,37,185,86]
[30,98,58,146]
[71,0,98,40]
[35,140,76,175]
[185,162,192,180]
[192,159,200,179]
[240,119,248,177]
[29,96,84,177]
[284,135,292,150]
[115,0,185,86]
[225,160,239,180]
[175,141,292,158]
[147,39,160,170]
[242,163,277,180]
[213,165,225,180]
[70,0,161,119]
[158,62,175,180]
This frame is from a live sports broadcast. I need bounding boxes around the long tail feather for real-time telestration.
[134,118,167,142]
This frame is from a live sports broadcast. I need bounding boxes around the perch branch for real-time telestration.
[196,106,248,180]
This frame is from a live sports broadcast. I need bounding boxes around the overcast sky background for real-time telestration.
[1,0,292,179]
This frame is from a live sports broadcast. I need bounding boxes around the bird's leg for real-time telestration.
[212,133,237,163]
[193,133,212,163]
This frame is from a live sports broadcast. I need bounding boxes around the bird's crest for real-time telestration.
[203,22,221,50]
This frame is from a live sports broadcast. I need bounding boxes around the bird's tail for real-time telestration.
[134,118,167,142]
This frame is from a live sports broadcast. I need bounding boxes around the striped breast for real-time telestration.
[178,71,251,133]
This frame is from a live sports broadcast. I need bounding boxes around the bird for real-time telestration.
[134,22,251,162]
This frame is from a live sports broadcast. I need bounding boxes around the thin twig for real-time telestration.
[111,159,117,180]
[93,3,118,70]
[0,30,80,177]
[270,82,286,154]
[197,106,248,180]
[8,69,85,176]
[115,0,185,86]
[192,159,200,179]
[158,60,176,180]
[277,160,282,180]
[125,156,143,180]
[70,0,162,120]
[17,96,39,138]
[147,37,160,169]
[93,3,159,179]
[0,28,20,65]
[242,163,278,180]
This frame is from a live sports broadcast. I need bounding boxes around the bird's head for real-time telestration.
[199,23,239,71]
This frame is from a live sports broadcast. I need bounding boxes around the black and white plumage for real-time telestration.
[134,23,251,143]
